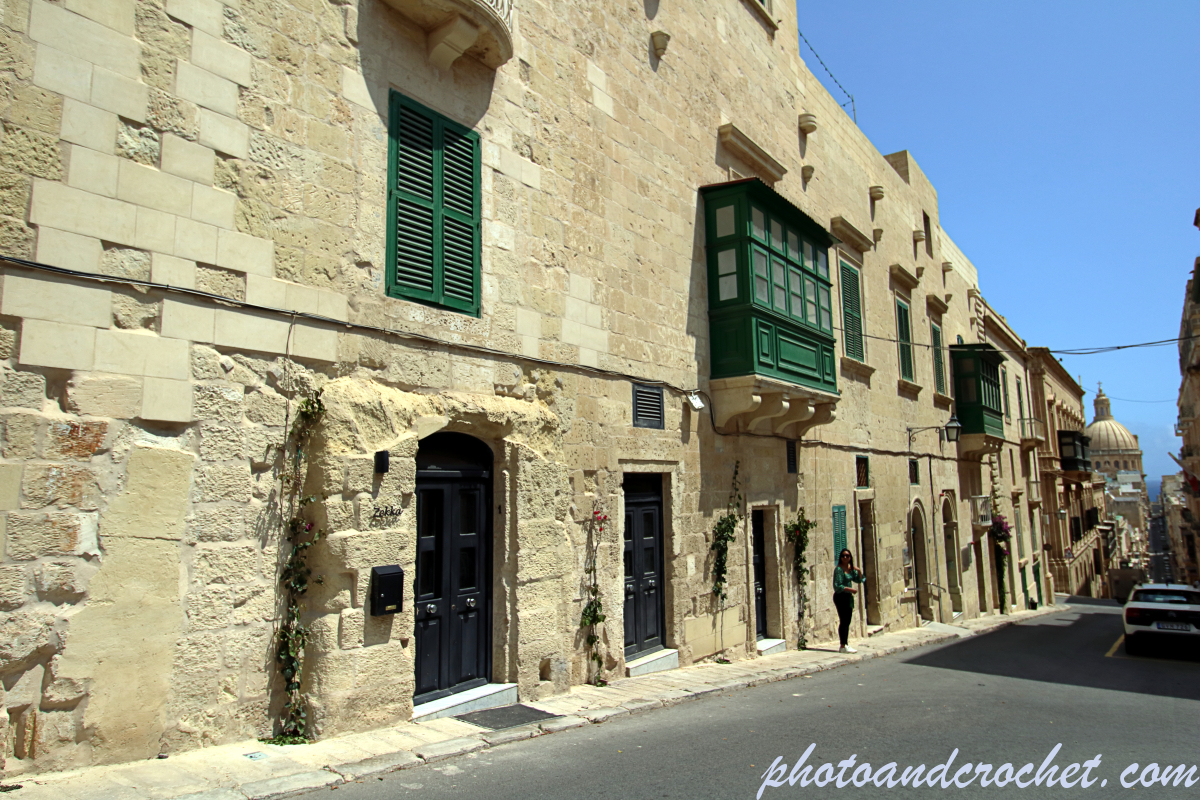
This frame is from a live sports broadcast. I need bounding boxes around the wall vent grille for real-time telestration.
[632,384,665,429]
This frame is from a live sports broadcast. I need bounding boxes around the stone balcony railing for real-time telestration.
[381,0,514,69]
[485,0,513,25]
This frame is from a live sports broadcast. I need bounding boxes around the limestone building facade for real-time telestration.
[1173,239,1200,585]
[1028,349,1104,597]
[0,0,1069,776]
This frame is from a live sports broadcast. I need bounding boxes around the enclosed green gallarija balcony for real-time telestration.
[949,343,1006,437]
[699,179,838,395]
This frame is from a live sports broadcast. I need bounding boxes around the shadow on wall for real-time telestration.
[353,1,497,275]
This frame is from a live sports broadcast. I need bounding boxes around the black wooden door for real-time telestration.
[751,510,767,640]
[414,479,489,704]
[623,474,664,658]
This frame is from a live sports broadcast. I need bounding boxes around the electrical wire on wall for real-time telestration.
[0,255,1178,459]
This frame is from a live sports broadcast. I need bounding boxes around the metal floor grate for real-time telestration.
[454,704,560,731]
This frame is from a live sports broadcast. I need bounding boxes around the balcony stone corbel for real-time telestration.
[794,402,836,438]
[427,15,481,70]
[748,393,790,432]
[380,0,514,69]
[712,386,762,430]
[774,397,814,436]
[958,433,1004,461]
[709,376,837,436]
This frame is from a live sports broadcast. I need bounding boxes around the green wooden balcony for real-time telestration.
[699,179,838,395]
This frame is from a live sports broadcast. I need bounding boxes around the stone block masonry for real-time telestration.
[0,0,1053,781]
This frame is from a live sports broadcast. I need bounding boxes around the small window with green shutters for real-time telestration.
[832,505,847,555]
[896,298,914,381]
[387,91,481,316]
[840,262,864,361]
[931,322,945,394]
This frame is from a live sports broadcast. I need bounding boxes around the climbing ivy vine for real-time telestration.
[711,461,742,602]
[580,505,608,686]
[267,389,326,744]
[783,508,818,649]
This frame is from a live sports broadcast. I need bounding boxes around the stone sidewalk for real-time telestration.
[5,605,1063,800]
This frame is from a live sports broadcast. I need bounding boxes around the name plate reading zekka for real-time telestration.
[371,505,404,525]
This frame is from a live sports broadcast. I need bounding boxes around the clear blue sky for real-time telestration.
[794,1,1199,495]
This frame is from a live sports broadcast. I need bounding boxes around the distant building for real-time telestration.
[1086,387,1144,477]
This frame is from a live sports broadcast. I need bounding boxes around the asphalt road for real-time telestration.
[1149,521,1172,583]
[315,601,1200,799]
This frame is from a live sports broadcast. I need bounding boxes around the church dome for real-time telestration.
[1085,386,1140,454]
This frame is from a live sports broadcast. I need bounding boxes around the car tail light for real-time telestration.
[1125,607,1149,626]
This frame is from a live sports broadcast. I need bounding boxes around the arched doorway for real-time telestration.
[942,498,962,613]
[414,432,493,706]
[909,504,932,621]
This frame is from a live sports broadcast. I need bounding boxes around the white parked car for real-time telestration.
[1123,583,1200,655]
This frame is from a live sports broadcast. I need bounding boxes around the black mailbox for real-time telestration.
[370,565,404,616]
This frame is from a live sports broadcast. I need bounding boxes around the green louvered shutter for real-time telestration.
[388,92,480,316]
[439,126,479,313]
[931,323,945,394]
[391,99,437,301]
[840,263,864,361]
[896,300,914,381]
[833,505,847,555]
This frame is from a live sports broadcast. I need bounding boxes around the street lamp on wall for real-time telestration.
[907,414,963,446]
[943,415,962,443]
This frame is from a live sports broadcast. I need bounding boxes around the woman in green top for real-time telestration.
[833,548,866,653]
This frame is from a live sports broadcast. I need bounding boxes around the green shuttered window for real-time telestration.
[896,299,914,381]
[840,263,864,362]
[931,322,945,394]
[1001,367,1011,420]
[833,505,847,555]
[387,91,481,316]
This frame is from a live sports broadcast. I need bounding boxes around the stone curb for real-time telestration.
[481,725,543,746]
[538,715,587,733]
[412,737,486,764]
[330,751,423,782]
[580,706,629,723]
[240,770,341,800]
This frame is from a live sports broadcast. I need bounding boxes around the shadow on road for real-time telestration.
[901,600,1200,702]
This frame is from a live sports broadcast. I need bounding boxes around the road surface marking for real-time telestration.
[1104,635,1124,658]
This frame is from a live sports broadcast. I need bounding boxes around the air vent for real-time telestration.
[786,440,797,474]
[909,459,920,485]
[855,456,870,488]
[632,383,664,429]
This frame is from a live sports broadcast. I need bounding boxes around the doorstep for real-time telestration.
[625,648,679,677]
[412,683,518,721]
[756,638,786,656]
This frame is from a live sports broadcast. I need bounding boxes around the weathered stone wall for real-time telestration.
[0,0,1047,776]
